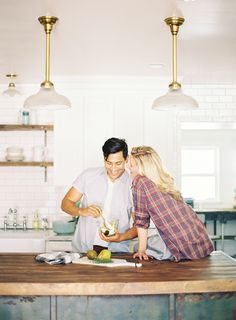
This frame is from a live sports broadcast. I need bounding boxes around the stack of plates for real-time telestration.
[5,146,25,162]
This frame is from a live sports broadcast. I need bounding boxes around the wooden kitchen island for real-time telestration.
[0,251,235,320]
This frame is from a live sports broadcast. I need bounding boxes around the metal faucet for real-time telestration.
[22,216,27,231]
[3,208,28,231]
[3,216,8,230]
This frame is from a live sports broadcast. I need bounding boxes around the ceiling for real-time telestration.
[0,0,235,86]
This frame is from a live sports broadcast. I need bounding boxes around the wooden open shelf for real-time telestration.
[0,124,53,131]
[0,161,53,167]
[0,124,54,181]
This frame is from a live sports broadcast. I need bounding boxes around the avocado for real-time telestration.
[87,250,98,260]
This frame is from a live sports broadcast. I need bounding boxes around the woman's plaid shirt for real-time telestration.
[132,175,214,261]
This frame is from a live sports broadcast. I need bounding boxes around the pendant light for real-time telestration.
[24,16,71,110]
[2,74,20,97]
[152,17,198,111]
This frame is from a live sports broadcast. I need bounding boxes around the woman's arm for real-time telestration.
[133,227,149,260]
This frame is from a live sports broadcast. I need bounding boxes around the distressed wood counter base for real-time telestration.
[0,251,236,320]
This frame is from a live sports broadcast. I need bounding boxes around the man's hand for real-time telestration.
[80,205,102,218]
[99,229,121,242]
[133,251,149,261]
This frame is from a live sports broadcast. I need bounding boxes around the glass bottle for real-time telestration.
[32,211,40,229]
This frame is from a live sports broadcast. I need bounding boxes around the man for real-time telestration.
[61,137,137,253]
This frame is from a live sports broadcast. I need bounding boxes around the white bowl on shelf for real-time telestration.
[6,146,24,154]
[7,151,23,156]
[5,155,25,162]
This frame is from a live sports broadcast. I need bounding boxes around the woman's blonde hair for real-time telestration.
[131,146,183,201]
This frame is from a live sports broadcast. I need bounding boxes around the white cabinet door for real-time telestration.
[45,240,73,252]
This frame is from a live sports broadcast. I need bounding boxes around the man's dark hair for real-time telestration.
[102,138,128,160]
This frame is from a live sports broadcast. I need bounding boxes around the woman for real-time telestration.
[128,146,214,262]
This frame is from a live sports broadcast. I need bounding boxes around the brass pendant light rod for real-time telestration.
[2,73,20,97]
[6,73,18,89]
[152,16,198,111]
[23,15,71,110]
[165,17,184,90]
[38,16,58,89]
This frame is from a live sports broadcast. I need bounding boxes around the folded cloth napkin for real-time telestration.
[35,252,81,265]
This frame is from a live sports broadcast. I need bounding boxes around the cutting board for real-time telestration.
[72,256,142,268]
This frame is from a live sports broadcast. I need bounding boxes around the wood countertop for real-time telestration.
[0,251,235,296]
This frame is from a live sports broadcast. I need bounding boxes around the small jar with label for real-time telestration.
[22,111,30,125]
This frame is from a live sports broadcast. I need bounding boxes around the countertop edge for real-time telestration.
[1,279,236,296]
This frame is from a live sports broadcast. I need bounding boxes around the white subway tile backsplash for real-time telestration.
[193,95,205,103]
[212,89,226,96]
[198,102,213,109]
[226,88,236,96]
[197,89,213,95]
[219,96,233,102]
[205,96,219,103]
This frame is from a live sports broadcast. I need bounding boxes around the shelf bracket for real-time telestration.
[44,130,48,147]
[44,166,47,182]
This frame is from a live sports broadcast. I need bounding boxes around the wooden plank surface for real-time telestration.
[0,162,53,167]
[0,251,235,296]
[0,124,53,131]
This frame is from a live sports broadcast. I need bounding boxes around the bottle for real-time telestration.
[233,189,236,209]
[22,111,30,125]
[32,211,40,230]
[41,217,49,231]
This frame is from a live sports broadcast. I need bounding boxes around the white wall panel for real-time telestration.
[54,97,84,186]
[113,97,143,149]
[142,98,177,177]
[83,96,114,168]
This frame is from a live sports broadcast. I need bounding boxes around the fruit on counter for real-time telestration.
[97,249,112,261]
[87,250,98,260]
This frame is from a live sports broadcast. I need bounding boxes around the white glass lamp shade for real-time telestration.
[23,86,71,110]
[2,87,21,97]
[152,88,198,111]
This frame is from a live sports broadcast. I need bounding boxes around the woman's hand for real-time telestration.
[133,251,149,261]
[134,227,148,260]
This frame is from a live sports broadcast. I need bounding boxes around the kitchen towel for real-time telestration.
[35,252,81,265]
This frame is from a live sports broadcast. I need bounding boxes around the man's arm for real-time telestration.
[99,225,137,243]
[61,187,102,218]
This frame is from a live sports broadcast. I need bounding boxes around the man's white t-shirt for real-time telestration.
[72,167,133,253]
[93,178,114,247]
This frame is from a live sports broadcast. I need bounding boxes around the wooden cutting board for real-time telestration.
[72,256,142,268]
